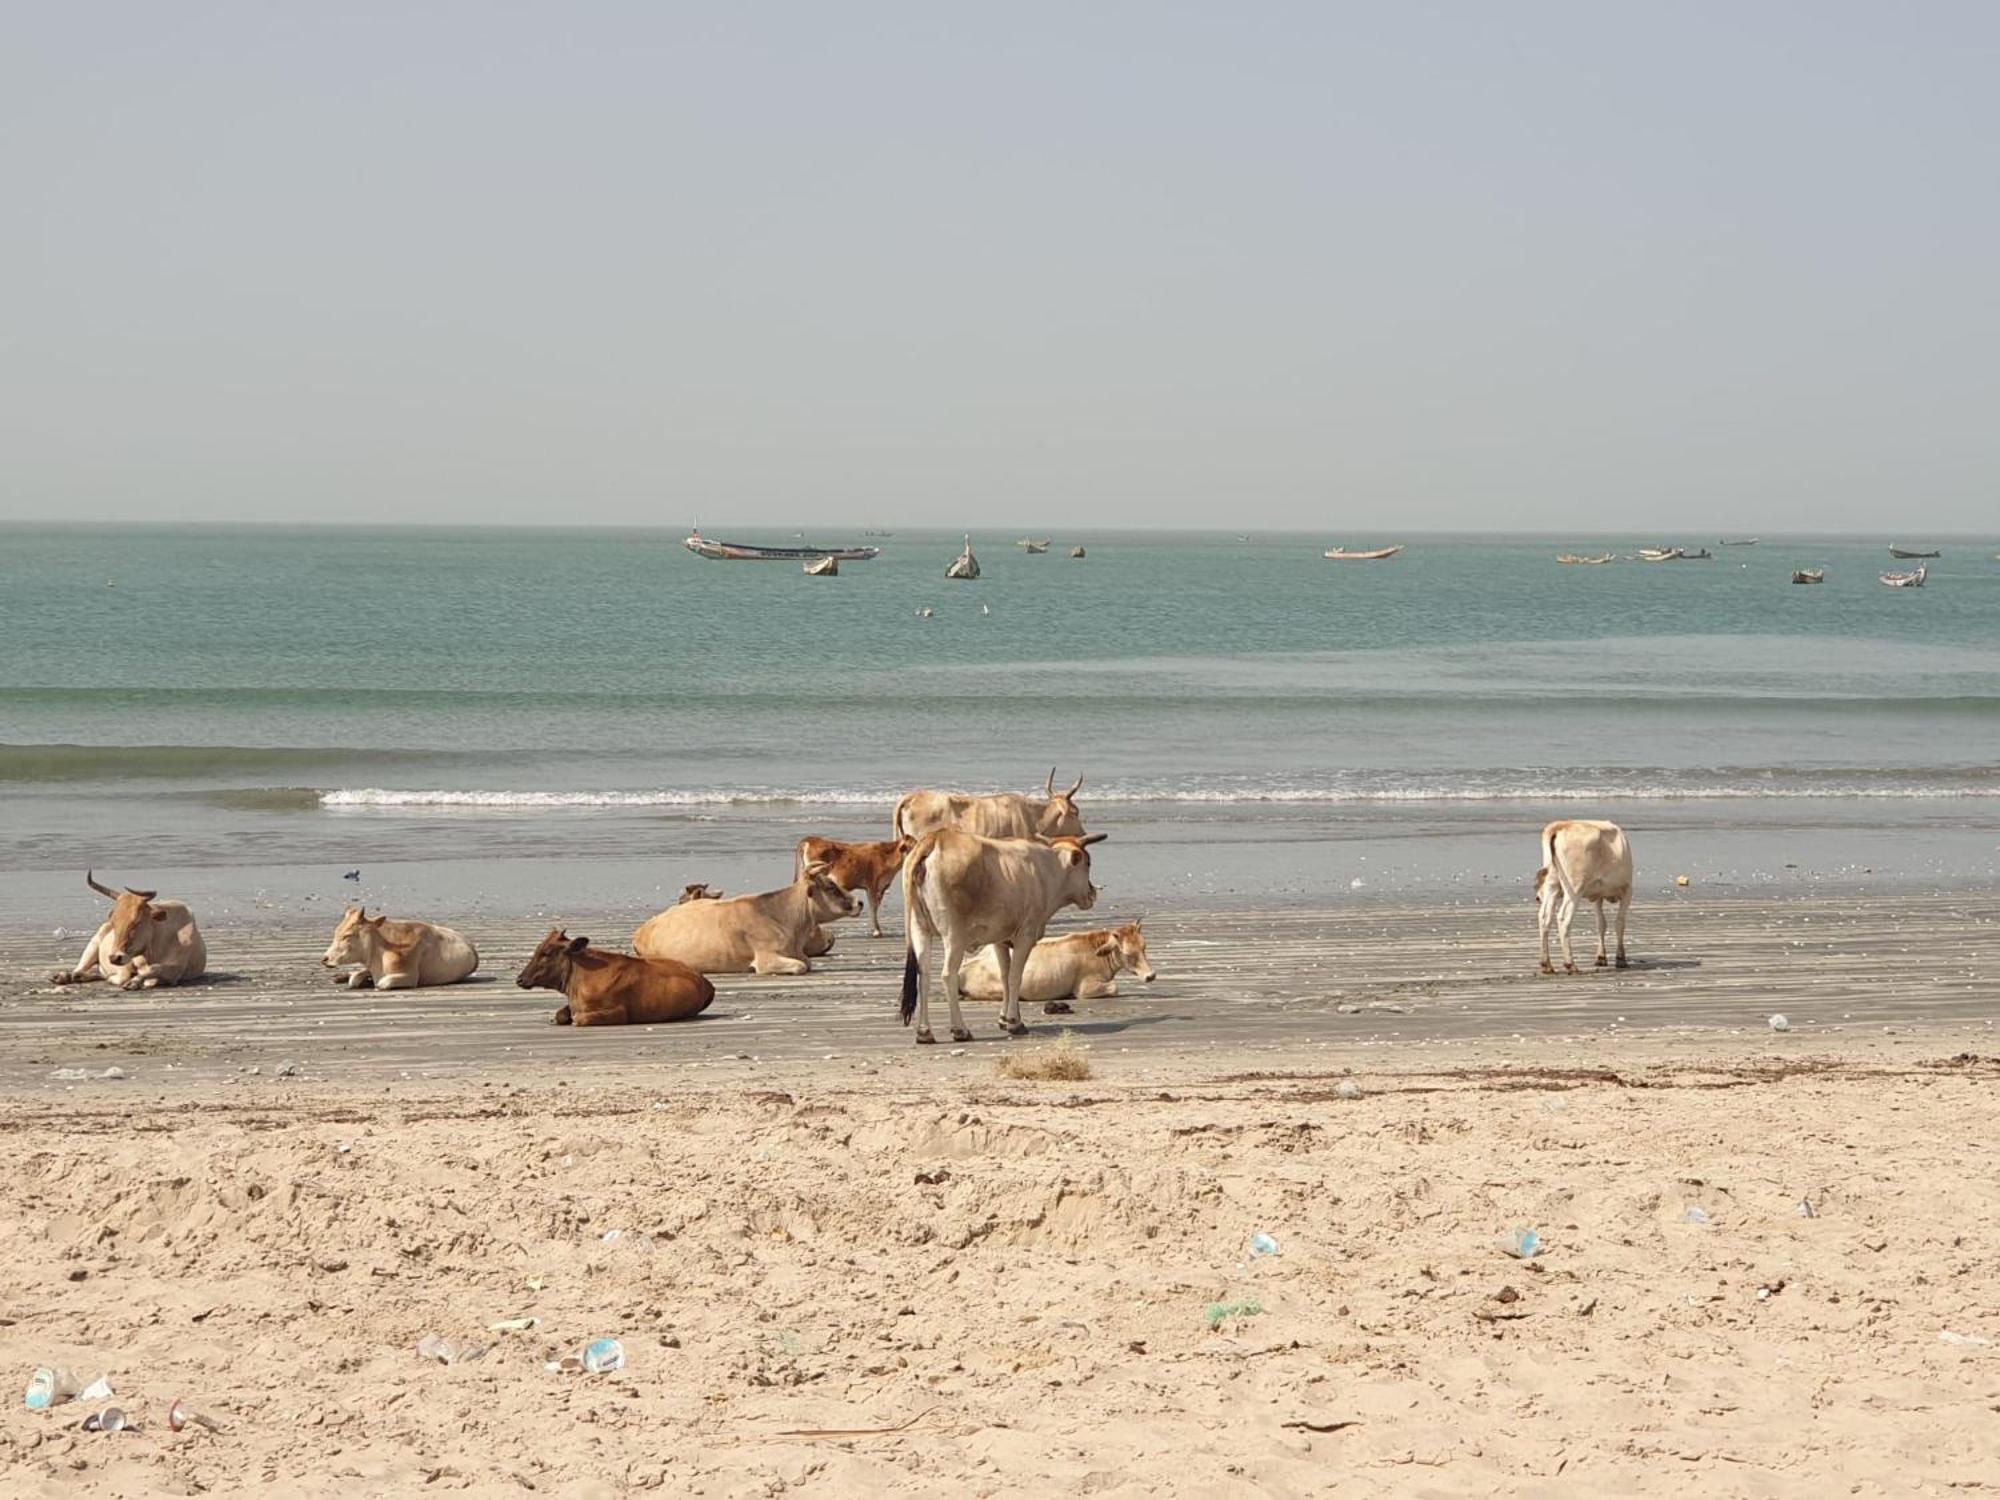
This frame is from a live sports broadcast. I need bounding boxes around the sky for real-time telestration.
[3,2,1996,531]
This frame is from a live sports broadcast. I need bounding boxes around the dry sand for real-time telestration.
[4,893,2000,1496]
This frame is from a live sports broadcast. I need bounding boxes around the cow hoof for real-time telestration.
[1000,1020,1029,1037]
[50,971,73,986]
[1615,956,1630,970]
[1538,963,1555,976]
[1563,963,1579,976]
[1042,1001,1074,1015]
[915,1030,936,1046]
[951,1028,973,1042]
[1595,956,1608,968]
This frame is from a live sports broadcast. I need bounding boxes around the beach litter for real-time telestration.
[167,1397,225,1432]
[81,1406,132,1433]
[1334,1078,1363,1100]
[49,1068,90,1082]
[1939,1330,1992,1346]
[1497,1228,1542,1259]
[487,1317,540,1333]
[25,1366,80,1410]
[101,1067,127,1080]
[1683,1205,1712,1225]
[79,1376,114,1402]
[1248,1232,1280,1257]
[1206,1299,1264,1330]
[1798,1199,1817,1218]
[1676,875,1692,887]
[549,1337,627,1375]
[415,1334,488,1365]
[1769,1014,1792,1033]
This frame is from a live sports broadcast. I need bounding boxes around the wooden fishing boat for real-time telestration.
[1557,553,1615,565]
[1070,546,1086,558]
[1719,537,1760,546]
[1684,547,1714,560]
[803,555,838,577]
[1791,569,1825,585]
[1323,545,1404,561]
[683,527,879,562]
[1880,565,1927,588]
[1638,547,1686,562]
[1889,545,1941,559]
[1017,537,1051,553]
[946,537,980,580]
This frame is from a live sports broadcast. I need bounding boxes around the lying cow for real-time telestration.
[900,828,1105,1043]
[631,862,860,975]
[320,907,479,990]
[959,921,1155,1011]
[52,872,207,991]
[1536,819,1633,974]
[677,883,722,904]
[516,929,714,1025]
[795,834,912,938]
[892,768,1087,842]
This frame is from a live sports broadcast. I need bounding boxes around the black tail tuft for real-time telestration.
[900,945,919,1024]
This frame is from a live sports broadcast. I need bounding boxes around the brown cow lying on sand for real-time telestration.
[515,929,715,1025]
[794,834,913,938]
[320,907,478,990]
[53,872,207,991]
[631,863,860,975]
[959,921,1155,1011]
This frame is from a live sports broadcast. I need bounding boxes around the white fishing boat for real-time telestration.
[1719,537,1760,547]
[1879,565,1927,588]
[683,525,879,563]
[1791,568,1825,585]
[1323,545,1404,561]
[1017,537,1051,553]
[1557,552,1615,565]
[1889,545,1941,559]
[1069,546,1086,558]
[1638,547,1686,562]
[803,555,838,577]
[946,537,980,580]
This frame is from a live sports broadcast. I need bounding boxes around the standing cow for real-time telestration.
[52,872,207,991]
[516,929,714,1025]
[899,828,1106,1043]
[1536,820,1633,974]
[892,769,1087,842]
[631,863,860,974]
[320,907,479,990]
[794,834,913,938]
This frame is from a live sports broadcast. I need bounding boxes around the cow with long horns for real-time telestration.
[52,872,208,990]
[891,768,1088,842]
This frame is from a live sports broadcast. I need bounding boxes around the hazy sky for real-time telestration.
[4,3,1995,530]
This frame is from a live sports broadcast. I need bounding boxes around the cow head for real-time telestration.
[86,871,165,968]
[678,883,722,904]
[1037,769,1087,839]
[1047,833,1107,913]
[1099,920,1155,983]
[801,861,863,922]
[516,928,589,992]
[321,906,385,967]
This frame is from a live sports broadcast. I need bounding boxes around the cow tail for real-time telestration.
[891,794,910,840]
[899,839,932,1025]
[1543,824,1559,895]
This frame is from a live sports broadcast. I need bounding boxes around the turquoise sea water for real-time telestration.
[3,524,1998,916]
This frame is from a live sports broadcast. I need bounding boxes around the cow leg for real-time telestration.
[345,969,374,990]
[53,925,108,986]
[1076,977,1117,999]
[120,955,160,991]
[998,942,1031,1036]
[1537,896,1556,975]
[943,939,973,1042]
[806,925,835,958]
[551,1004,574,1025]
[910,923,936,1043]
[1558,894,1579,974]
[866,882,888,939]
[374,967,418,991]
[751,951,810,976]
[1594,901,1609,967]
[1614,895,1630,969]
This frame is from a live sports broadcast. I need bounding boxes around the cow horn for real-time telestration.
[130,888,157,902]
[1079,832,1108,847]
[1044,767,1056,798]
[1066,772,1084,798]
[85,870,118,899]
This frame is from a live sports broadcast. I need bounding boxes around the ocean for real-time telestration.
[4,524,1999,927]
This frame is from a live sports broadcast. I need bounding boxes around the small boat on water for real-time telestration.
[1684,547,1714,560]
[1791,568,1825,585]
[1557,553,1615,565]
[1324,545,1404,561]
[1889,545,1941,559]
[803,555,839,577]
[683,527,880,563]
[1638,547,1685,562]
[1017,537,1051,553]
[1880,565,1928,588]
[1719,537,1760,546]
[946,537,981,580]
[1070,546,1086,558]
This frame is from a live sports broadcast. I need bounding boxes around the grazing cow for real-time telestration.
[899,828,1106,1043]
[892,769,1087,842]
[320,907,479,990]
[1536,820,1634,974]
[52,872,207,991]
[959,921,1155,1009]
[631,863,861,975]
[794,834,913,938]
[677,883,722,904]
[516,929,714,1025]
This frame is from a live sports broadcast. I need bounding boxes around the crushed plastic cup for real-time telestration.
[1797,1199,1817,1219]
[78,1376,114,1402]
[25,1367,79,1410]
[1683,1205,1711,1225]
[415,1334,486,1366]
[1248,1232,1279,1257]
[582,1338,626,1374]
[83,1405,131,1433]
[1334,1079,1363,1100]
[1497,1228,1542,1259]
[1768,1014,1791,1033]
[168,1397,224,1433]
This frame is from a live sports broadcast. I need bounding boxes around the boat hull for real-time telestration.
[684,535,880,562]
[1323,546,1403,561]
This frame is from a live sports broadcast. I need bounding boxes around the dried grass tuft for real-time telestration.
[994,1030,1093,1082]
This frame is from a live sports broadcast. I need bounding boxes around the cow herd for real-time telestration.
[45,787,1636,1042]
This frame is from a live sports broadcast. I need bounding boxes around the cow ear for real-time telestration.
[368,912,387,927]
[153,906,170,921]
[568,935,590,953]
[1057,845,1082,868]
[1095,937,1119,956]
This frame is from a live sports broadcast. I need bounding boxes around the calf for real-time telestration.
[1536,820,1633,974]
[959,921,1155,1009]
[795,834,913,938]
[516,929,715,1025]
[320,907,479,990]
[52,872,206,991]
[899,828,1105,1043]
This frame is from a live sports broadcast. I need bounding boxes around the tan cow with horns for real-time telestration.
[892,769,1087,842]
[52,871,207,990]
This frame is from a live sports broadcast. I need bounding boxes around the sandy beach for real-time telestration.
[5,891,2000,1495]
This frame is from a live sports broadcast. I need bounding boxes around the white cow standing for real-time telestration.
[1536,819,1633,974]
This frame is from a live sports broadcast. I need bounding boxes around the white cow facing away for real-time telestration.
[1536,820,1632,974]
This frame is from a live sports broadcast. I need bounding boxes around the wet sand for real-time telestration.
[4,892,2000,1496]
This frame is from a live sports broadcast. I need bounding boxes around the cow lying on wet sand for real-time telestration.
[53,872,207,991]
[959,921,1155,1011]
[516,929,714,1025]
[320,907,479,990]
[631,863,860,974]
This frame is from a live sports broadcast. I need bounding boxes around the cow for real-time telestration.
[677,883,722,904]
[630,862,861,975]
[891,768,1087,842]
[1536,820,1633,975]
[515,929,715,1025]
[959,921,1155,1011]
[794,834,913,938]
[319,907,479,990]
[52,872,207,991]
[899,828,1106,1044]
